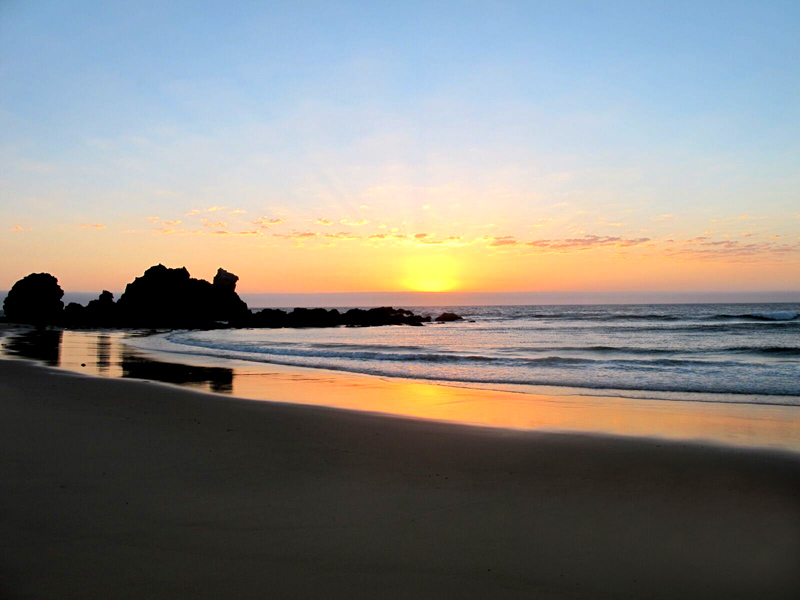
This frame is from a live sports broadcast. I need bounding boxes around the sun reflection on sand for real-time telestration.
[3,329,800,453]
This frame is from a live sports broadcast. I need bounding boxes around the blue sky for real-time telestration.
[1,1,798,294]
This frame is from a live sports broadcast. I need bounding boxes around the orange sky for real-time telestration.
[3,206,799,296]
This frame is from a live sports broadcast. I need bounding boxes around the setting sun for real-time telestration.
[402,255,460,292]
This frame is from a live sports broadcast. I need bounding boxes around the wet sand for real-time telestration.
[1,358,799,599]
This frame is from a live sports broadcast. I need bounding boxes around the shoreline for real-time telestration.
[3,327,800,452]
[1,357,799,598]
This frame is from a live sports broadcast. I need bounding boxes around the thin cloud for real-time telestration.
[316,218,333,226]
[252,217,285,228]
[80,224,106,230]
[273,231,317,239]
[323,231,361,239]
[489,236,517,247]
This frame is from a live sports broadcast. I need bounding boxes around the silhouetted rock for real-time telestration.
[343,306,431,327]
[435,312,463,322]
[3,273,64,324]
[116,264,250,328]
[86,290,117,326]
[63,302,88,325]
[3,264,462,330]
[213,268,238,290]
[245,305,437,328]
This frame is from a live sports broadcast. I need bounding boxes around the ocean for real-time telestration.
[129,303,800,405]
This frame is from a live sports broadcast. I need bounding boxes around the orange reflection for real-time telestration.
[22,331,800,453]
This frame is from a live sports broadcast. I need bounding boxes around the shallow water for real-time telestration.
[133,303,800,404]
[3,327,800,452]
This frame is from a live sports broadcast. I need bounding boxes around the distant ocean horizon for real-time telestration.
[129,303,800,405]
[2,289,800,311]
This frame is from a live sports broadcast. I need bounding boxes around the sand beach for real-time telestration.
[1,355,799,599]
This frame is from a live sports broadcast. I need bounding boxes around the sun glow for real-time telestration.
[402,255,460,292]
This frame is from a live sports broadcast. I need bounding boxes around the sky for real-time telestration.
[1,0,799,301]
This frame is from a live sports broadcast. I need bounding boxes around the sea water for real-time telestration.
[128,304,800,405]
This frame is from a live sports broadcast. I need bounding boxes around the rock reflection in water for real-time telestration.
[96,334,112,374]
[1,330,234,394]
[120,350,234,394]
[2,329,62,366]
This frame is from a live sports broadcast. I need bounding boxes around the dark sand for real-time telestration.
[1,358,799,599]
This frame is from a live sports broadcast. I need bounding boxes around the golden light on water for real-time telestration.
[402,255,460,292]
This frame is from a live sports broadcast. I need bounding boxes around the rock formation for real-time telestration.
[3,265,461,330]
[435,312,464,322]
[2,273,64,324]
[116,264,250,328]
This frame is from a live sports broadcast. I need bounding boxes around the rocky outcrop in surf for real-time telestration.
[2,265,459,330]
[246,306,432,328]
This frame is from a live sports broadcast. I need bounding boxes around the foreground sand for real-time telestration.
[1,358,799,599]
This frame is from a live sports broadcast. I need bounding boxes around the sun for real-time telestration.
[402,255,460,292]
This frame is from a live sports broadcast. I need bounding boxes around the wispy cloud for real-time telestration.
[252,217,285,228]
[80,224,106,230]
[316,218,333,226]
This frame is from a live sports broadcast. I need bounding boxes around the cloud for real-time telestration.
[323,231,361,239]
[207,206,225,212]
[252,217,285,228]
[146,216,160,222]
[11,225,31,231]
[489,235,518,247]
[273,231,317,239]
[316,218,333,226]
[518,235,651,252]
[80,224,106,230]
[164,220,181,226]
[230,209,246,214]
[414,233,430,239]
[237,230,260,235]
[212,230,229,235]
[185,210,200,216]
[664,238,800,261]
[203,221,227,228]
[340,219,369,226]
[655,214,674,221]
